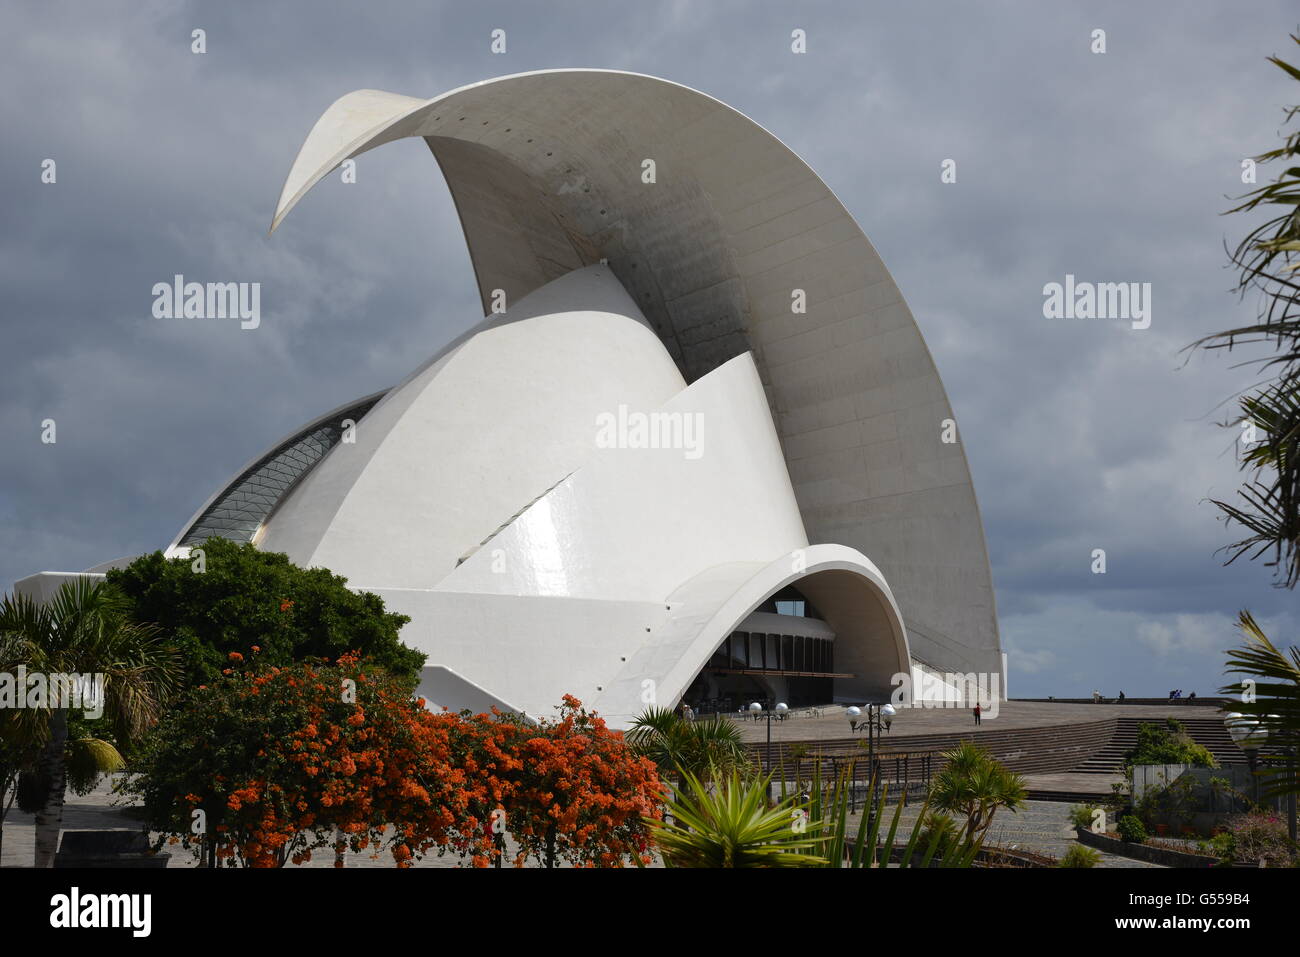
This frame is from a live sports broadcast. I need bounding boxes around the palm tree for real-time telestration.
[930,741,1028,843]
[1189,35,1300,587]
[626,707,750,784]
[0,578,179,866]
[0,629,46,863]
[1221,611,1300,803]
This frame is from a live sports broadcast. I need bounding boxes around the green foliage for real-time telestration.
[106,539,422,689]
[1058,844,1102,868]
[649,759,984,869]
[1190,34,1300,586]
[1221,612,1300,803]
[0,577,181,864]
[1199,831,1237,865]
[0,629,46,824]
[806,772,981,869]
[929,741,1028,841]
[65,738,126,795]
[1134,774,1200,830]
[784,759,981,869]
[1123,719,1217,770]
[626,707,749,783]
[1069,804,1100,829]
[650,769,827,867]
[916,811,961,857]
[1117,814,1147,843]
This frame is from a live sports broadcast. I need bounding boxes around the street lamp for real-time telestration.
[846,703,897,815]
[1225,712,1295,842]
[751,701,788,801]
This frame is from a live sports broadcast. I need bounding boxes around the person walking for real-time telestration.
[973,703,982,726]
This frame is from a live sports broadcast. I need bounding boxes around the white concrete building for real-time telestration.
[18,70,1001,727]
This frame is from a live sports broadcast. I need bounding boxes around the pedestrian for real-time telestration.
[973,703,982,726]
[1117,690,1125,702]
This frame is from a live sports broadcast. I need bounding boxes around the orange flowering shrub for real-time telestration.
[127,651,487,867]
[505,695,663,868]
[129,654,661,868]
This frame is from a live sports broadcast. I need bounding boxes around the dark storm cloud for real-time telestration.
[2,0,1297,695]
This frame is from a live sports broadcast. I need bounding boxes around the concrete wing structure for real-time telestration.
[18,70,999,730]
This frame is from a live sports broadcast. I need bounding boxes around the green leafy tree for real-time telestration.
[1123,718,1218,770]
[106,539,422,689]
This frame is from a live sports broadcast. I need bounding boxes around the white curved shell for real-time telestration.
[158,70,1002,724]
[268,69,1001,682]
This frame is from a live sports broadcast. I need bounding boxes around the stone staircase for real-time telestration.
[749,717,1117,780]
[1071,716,1246,775]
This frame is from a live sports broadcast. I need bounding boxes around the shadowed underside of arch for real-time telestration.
[270,68,1001,681]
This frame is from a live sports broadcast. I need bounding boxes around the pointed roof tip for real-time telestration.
[267,87,433,236]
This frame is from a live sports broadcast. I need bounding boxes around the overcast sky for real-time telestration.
[2,1,1298,697]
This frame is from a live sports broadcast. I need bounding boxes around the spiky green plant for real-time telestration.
[788,758,983,868]
[930,741,1028,843]
[650,769,826,867]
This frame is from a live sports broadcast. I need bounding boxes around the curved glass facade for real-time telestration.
[179,392,385,547]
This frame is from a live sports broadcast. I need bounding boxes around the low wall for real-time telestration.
[1075,827,1216,868]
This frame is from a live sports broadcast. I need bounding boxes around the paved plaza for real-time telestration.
[727,699,1223,744]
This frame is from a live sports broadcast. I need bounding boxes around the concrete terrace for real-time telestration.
[727,699,1229,744]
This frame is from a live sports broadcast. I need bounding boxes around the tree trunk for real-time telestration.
[0,765,14,864]
[33,708,69,868]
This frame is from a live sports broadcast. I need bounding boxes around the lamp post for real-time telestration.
[1225,712,1295,842]
[751,700,788,801]
[848,703,896,816]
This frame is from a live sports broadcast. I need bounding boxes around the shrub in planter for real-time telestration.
[1069,804,1099,829]
[1059,844,1102,868]
[1117,815,1147,843]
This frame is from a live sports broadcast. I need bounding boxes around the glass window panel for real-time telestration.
[181,393,383,547]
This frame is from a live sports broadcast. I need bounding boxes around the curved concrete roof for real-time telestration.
[271,69,1000,678]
